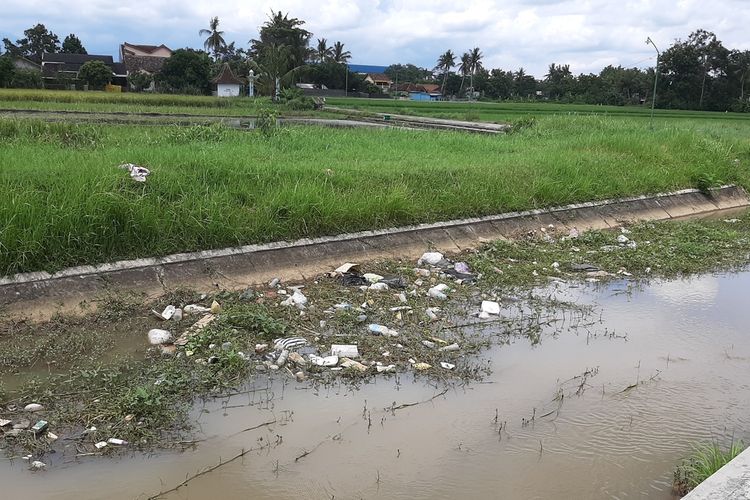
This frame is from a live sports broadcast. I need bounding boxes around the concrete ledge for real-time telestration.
[1,185,747,314]
[684,447,750,499]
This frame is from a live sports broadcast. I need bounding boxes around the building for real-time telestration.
[212,63,244,97]
[11,57,41,72]
[119,43,172,76]
[394,83,442,101]
[348,64,388,75]
[363,73,393,91]
[41,53,127,87]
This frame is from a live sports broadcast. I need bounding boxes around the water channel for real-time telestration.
[2,271,749,499]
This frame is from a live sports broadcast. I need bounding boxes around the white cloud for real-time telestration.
[1,0,748,77]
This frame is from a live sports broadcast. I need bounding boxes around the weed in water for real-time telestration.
[673,441,746,496]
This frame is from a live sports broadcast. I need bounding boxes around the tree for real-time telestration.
[250,43,305,100]
[458,52,471,95]
[385,64,432,84]
[61,34,87,54]
[251,11,311,71]
[199,17,226,60]
[78,60,112,89]
[156,48,212,94]
[468,47,483,94]
[314,38,332,63]
[8,24,60,62]
[128,70,153,92]
[331,41,351,63]
[0,56,15,87]
[544,63,573,100]
[436,50,456,95]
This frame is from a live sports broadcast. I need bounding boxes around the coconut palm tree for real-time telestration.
[436,49,456,95]
[331,41,352,63]
[199,17,226,60]
[458,52,471,96]
[468,47,483,96]
[251,43,306,101]
[315,38,332,63]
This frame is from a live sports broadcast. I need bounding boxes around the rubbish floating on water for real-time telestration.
[376,364,396,373]
[107,438,128,446]
[368,324,399,337]
[184,304,210,314]
[23,403,44,413]
[340,358,368,372]
[481,300,501,315]
[295,371,306,382]
[418,252,444,266]
[440,362,456,370]
[118,163,150,182]
[331,344,360,358]
[46,432,58,442]
[29,461,46,471]
[274,337,308,350]
[94,442,108,450]
[288,352,306,366]
[147,329,172,345]
[414,362,432,371]
[439,343,460,352]
[310,355,339,367]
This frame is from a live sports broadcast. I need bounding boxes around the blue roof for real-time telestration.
[348,64,389,74]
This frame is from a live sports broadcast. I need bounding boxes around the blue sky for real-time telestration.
[2,0,748,78]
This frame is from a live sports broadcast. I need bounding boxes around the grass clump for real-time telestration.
[673,441,746,496]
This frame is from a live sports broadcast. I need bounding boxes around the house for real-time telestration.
[394,82,442,101]
[12,57,41,72]
[212,63,244,97]
[41,53,127,87]
[348,64,388,75]
[363,73,392,90]
[119,43,172,76]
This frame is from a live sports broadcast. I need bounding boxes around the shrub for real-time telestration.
[255,107,278,136]
[78,60,112,89]
[674,441,746,496]
[10,69,42,89]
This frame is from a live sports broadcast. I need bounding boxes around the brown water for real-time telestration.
[2,272,749,499]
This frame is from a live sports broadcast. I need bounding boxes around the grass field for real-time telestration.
[2,111,749,276]
[326,97,750,123]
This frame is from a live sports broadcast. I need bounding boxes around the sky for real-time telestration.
[2,0,748,78]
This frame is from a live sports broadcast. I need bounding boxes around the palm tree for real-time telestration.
[331,41,352,63]
[199,17,226,60]
[315,38,332,63]
[251,43,306,101]
[468,47,483,97]
[458,52,471,96]
[436,49,456,95]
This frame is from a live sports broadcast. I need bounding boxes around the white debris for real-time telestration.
[418,252,444,266]
[276,350,289,367]
[617,234,629,244]
[439,343,460,352]
[107,438,128,446]
[440,362,456,370]
[422,340,436,349]
[23,403,44,412]
[425,307,440,321]
[331,344,360,358]
[118,163,150,182]
[480,300,501,315]
[309,355,339,367]
[340,358,368,372]
[147,329,172,345]
[478,311,491,319]
[29,461,46,471]
[172,308,183,321]
[376,364,396,373]
[414,362,432,371]
[428,284,450,300]
[363,273,383,283]
[269,277,281,288]
[94,441,108,450]
[274,337,307,350]
[210,300,222,314]
[369,282,390,291]
[184,304,210,314]
[334,263,360,274]
[368,324,399,337]
[398,293,408,303]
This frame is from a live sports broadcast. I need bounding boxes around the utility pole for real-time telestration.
[646,37,660,129]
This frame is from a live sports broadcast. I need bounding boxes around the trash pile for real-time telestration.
[118,163,150,183]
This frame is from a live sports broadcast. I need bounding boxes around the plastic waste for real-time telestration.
[418,252,444,266]
[481,301,501,315]
[331,344,360,358]
[147,329,172,345]
[368,324,399,337]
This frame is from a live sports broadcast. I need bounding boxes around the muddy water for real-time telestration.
[3,272,750,499]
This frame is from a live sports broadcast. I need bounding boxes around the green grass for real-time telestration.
[327,97,750,123]
[1,113,749,275]
[674,441,747,496]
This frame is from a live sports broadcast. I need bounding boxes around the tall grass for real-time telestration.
[1,114,748,275]
[673,441,746,496]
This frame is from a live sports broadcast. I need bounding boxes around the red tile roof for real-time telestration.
[212,63,244,85]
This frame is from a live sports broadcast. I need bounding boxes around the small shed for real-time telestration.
[212,63,244,97]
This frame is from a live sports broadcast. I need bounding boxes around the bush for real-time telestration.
[10,69,42,89]
[127,71,153,92]
[78,60,112,89]
[0,56,14,87]
[255,107,278,136]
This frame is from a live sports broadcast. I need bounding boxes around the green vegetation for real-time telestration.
[1,113,749,276]
[674,441,747,496]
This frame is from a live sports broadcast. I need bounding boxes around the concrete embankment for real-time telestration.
[1,185,747,315]
[683,447,750,499]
